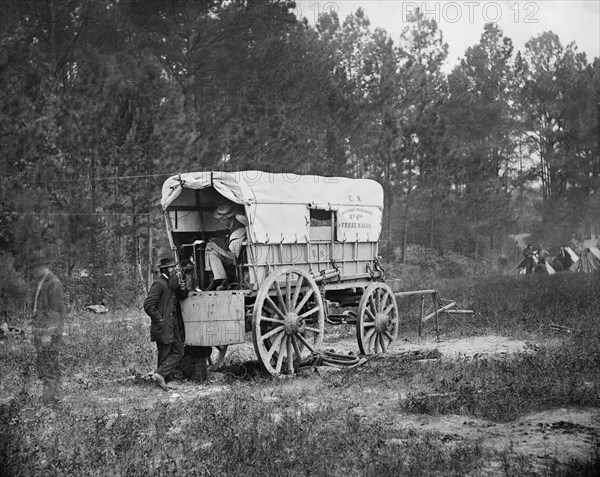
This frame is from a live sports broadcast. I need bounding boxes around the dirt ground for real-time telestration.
[7,333,599,472]
[325,334,600,469]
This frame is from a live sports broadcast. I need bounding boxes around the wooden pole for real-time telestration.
[418,294,425,342]
[433,292,440,343]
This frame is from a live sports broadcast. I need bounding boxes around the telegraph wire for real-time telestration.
[30,171,177,185]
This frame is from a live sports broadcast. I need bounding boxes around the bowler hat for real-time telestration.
[157,257,178,269]
[213,204,236,220]
[26,251,50,271]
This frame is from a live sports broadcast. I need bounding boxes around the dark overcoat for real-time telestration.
[143,275,188,344]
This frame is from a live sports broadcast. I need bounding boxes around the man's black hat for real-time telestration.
[157,257,178,269]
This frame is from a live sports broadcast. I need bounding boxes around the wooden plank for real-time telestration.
[394,289,437,297]
[181,291,245,346]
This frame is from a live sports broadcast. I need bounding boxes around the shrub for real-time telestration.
[0,252,27,319]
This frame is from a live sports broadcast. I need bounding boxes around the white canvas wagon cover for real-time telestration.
[161,171,383,244]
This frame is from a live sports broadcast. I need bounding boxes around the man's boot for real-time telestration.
[215,279,230,291]
[153,372,168,391]
[206,279,222,291]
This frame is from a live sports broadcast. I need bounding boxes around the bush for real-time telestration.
[0,253,27,319]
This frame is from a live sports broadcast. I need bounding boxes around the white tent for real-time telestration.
[511,247,555,275]
[576,247,600,272]
[161,171,384,244]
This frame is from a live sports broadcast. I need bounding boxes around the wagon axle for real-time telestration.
[283,313,306,335]
[374,312,394,333]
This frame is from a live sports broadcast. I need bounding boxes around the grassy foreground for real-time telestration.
[1,272,599,476]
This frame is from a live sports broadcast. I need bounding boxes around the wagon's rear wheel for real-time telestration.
[207,345,228,372]
[356,282,398,355]
[252,267,324,375]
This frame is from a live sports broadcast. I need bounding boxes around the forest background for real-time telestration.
[0,0,598,311]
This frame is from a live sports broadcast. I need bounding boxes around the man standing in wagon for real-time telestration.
[205,203,247,291]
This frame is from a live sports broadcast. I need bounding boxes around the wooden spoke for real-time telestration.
[295,288,314,313]
[365,308,376,322]
[379,334,388,352]
[275,338,286,373]
[364,327,376,342]
[266,332,286,360]
[291,275,304,310]
[274,281,287,314]
[253,267,324,375]
[260,315,285,324]
[291,335,302,359]
[260,325,284,342]
[299,306,320,319]
[368,296,377,315]
[380,290,390,307]
[265,296,286,321]
[368,330,377,353]
[287,337,294,373]
[356,282,399,356]
[286,273,292,311]
[296,333,317,353]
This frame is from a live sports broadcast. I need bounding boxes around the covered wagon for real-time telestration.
[161,171,398,374]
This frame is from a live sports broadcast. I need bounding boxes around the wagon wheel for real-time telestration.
[207,345,228,372]
[252,267,324,375]
[356,282,398,355]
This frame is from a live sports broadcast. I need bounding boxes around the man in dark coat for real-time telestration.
[143,256,188,390]
[28,252,66,404]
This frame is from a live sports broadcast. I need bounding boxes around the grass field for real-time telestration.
[1,272,599,476]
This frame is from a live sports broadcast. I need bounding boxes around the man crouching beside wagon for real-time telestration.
[144,257,188,391]
[205,203,247,291]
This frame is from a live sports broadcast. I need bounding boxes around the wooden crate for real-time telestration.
[181,291,245,346]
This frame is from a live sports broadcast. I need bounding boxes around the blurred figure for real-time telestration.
[496,254,508,274]
[28,251,66,405]
[143,256,188,391]
[523,243,540,274]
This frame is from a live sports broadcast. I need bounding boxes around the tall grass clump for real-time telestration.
[390,272,600,422]
[393,270,599,340]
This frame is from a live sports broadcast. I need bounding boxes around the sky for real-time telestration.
[294,1,600,70]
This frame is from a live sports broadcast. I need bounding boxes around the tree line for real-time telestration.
[0,0,598,309]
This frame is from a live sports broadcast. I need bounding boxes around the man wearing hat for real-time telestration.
[205,203,247,291]
[28,251,66,404]
[143,256,189,390]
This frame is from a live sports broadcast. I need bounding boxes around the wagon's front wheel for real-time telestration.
[356,282,398,355]
[252,267,324,375]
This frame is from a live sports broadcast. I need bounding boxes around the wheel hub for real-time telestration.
[284,312,305,334]
[374,313,390,333]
